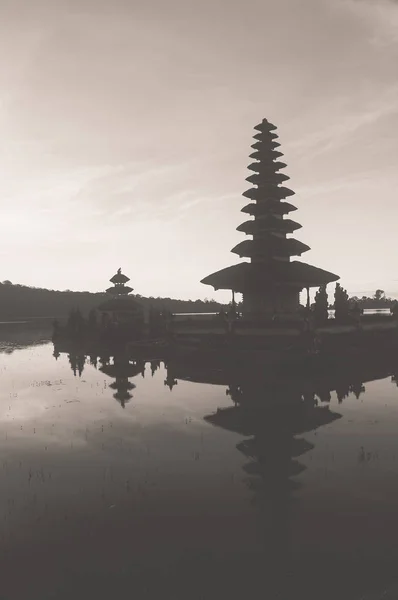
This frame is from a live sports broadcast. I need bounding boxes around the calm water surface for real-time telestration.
[1,330,398,599]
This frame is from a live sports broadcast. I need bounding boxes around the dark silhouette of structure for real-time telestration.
[54,269,172,343]
[98,268,144,331]
[201,118,339,318]
[99,354,144,408]
[205,386,341,596]
[161,356,343,596]
[54,347,144,407]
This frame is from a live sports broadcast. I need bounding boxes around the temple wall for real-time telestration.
[242,292,275,315]
[242,289,300,316]
[278,289,300,312]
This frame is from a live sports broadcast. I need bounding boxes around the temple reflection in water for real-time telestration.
[59,349,148,408]
[205,378,341,592]
[99,355,145,408]
[165,356,398,595]
[52,339,398,414]
[167,357,348,595]
[47,343,398,596]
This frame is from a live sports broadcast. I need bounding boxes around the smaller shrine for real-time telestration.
[97,268,144,332]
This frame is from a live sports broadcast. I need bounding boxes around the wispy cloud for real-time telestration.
[287,85,398,160]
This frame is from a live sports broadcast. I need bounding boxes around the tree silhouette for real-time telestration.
[88,308,97,330]
[313,285,329,324]
[374,289,385,301]
[334,283,350,322]
[0,281,225,320]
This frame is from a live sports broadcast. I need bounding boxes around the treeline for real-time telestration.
[0,281,225,320]
[350,289,395,309]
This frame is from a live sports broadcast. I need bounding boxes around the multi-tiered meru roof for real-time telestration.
[106,268,134,296]
[201,118,339,296]
[99,268,143,313]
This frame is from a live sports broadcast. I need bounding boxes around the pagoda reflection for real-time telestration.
[53,345,146,408]
[166,346,398,406]
[166,356,373,593]
[165,350,398,594]
[99,354,144,408]
[216,376,343,594]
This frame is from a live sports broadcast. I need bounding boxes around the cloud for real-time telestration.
[286,85,398,159]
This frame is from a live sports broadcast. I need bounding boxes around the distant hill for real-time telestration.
[0,281,225,320]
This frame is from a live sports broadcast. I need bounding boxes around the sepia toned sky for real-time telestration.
[0,0,397,300]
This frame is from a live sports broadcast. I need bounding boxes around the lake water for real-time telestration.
[2,329,398,599]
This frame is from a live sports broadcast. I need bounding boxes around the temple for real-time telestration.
[97,268,144,330]
[201,118,339,317]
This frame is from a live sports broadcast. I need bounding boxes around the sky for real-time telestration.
[0,0,398,301]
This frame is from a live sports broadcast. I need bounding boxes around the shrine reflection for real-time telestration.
[54,346,149,408]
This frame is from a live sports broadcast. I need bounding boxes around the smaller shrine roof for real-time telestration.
[106,285,134,295]
[110,269,130,284]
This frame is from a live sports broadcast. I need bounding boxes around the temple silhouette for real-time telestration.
[53,268,170,345]
[52,119,398,363]
[96,268,145,334]
[201,118,339,317]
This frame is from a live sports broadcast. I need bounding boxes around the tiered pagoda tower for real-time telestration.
[106,268,134,296]
[98,268,144,330]
[201,118,339,317]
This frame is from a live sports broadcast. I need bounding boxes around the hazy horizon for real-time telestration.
[1,0,398,302]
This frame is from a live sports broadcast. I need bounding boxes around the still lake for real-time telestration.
[2,326,398,599]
